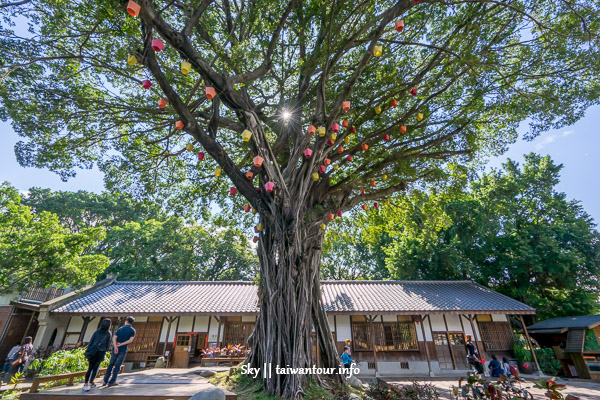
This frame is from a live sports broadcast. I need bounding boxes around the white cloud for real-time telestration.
[562,130,575,136]
[534,134,557,150]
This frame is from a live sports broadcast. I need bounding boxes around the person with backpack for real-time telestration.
[10,336,33,375]
[503,357,519,379]
[82,318,112,392]
[465,334,484,374]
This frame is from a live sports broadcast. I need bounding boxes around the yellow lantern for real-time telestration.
[257,223,263,232]
[330,133,337,141]
[320,223,326,231]
[318,127,326,137]
[333,165,339,171]
[312,172,319,181]
[214,167,222,177]
[375,106,382,114]
[186,143,194,152]
[373,45,382,57]
[417,113,424,121]
[382,174,388,181]
[181,61,191,75]
[242,129,252,142]
[344,137,350,144]
[127,55,137,65]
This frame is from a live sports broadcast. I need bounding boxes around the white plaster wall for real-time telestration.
[491,314,508,322]
[135,316,148,323]
[415,322,424,341]
[445,314,462,331]
[66,316,84,333]
[194,316,210,332]
[208,317,223,342]
[336,315,351,342]
[159,318,177,342]
[327,315,335,332]
[381,315,397,322]
[429,314,446,331]
[460,315,481,341]
[177,316,194,332]
[242,316,256,322]
[82,318,99,342]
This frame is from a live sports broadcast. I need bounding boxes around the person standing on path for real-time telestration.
[82,318,112,392]
[102,316,136,387]
[10,336,33,375]
[465,334,484,374]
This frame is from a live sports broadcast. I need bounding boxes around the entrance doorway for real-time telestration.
[449,332,470,369]
[433,331,470,370]
[433,332,454,369]
[172,334,191,368]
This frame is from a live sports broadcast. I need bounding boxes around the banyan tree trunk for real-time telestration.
[247,212,342,399]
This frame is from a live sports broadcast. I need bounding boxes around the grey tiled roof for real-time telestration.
[51,280,535,315]
[527,315,600,332]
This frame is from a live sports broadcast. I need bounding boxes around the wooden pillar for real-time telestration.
[163,317,174,355]
[369,316,379,374]
[420,315,434,377]
[442,314,457,369]
[215,317,222,347]
[519,314,542,376]
[21,311,37,344]
[78,316,94,343]
[468,315,485,359]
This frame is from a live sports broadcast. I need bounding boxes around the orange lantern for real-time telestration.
[395,20,404,32]
[308,125,316,135]
[362,204,368,211]
[245,171,254,180]
[362,144,369,151]
[158,98,168,109]
[390,99,398,107]
[253,156,264,167]
[328,213,334,221]
[370,180,376,187]
[342,120,349,128]
[206,87,216,99]
[126,0,141,17]
[400,125,407,133]
[176,120,185,130]
[324,158,331,166]
[342,101,350,111]
[151,39,165,52]
[338,146,344,154]
[244,204,251,213]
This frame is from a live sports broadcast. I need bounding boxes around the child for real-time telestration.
[341,347,353,371]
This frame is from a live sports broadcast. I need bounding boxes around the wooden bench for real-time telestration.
[200,357,245,366]
[29,365,124,393]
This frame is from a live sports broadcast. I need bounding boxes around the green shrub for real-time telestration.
[583,329,600,351]
[534,348,562,376]
[29,347,109,377]
[513,336,533,362]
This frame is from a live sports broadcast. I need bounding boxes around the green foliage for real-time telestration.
[583,329,600,352]
[0,182,109,293]
[10,371,24,389]
[453,373,532,400]
[365,381,440,400]
[534,348,561,376]
[32,347,109,377]
[533,377,579,400]
[513,336,533,363]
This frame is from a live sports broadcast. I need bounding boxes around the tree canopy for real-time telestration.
[0,182,109,293]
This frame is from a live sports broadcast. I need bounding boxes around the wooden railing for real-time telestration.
[20,287,65,303]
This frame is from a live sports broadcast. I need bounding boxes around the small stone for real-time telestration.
[348,376,363,389]
[200,370,216,378]
[188,387,226,400]
[349,394,361,399]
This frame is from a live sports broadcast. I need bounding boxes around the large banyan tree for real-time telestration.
[1,0,599,397]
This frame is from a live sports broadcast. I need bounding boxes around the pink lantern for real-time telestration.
[347,155,353,161]
[142,80,152,89]
[360,189,365,195]
[395,20,404,32]
[410,88,417,96]
[383,134,390,141]
[332,123,340,132]
[253,156,264,167]
[175,120,184,130]
[304,148,313,159]
[229,187,237,196]
[151,39,165,52]
[197,152,205,161]
[206,87,216,99]
[265,181,275,192]
[319,165,326,174]
[374,202,379,208]
[126,0,141,17]
[308,125,316,135]
[337,210,343,217]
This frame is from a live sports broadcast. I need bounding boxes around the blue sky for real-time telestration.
[1,105,599,223]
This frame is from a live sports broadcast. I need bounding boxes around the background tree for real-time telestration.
[0,182,109,293]
[1,0,600,396]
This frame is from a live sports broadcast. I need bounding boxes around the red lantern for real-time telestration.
[158,98,168,109]
[175,120,184,130]
[304,148,313,159]
[338,146,344,154]
[350,127,357,133]
[400,125,407,134]
[253,236,259,243]
[374,202,379,208]
[243,204,251,213]
[265,181,275,192]
[383,134,390,141]
[360,189,365,195]
[256,187,261,192]
[347,155,353,161]
[362,144,369,151]
[395,20,404,32]
[327,139,334,146]
[390,99,398,107]
[370,180,376,187]
[245,171,254,180]
[206,87,216,99]
[142,80,152,89]
[342,120,349,128]
[253,156,264,167]
[332,123,340,133]
[151,39,165,52]
[324,158,331,166]
[229,187,237,195]
[342,101,350,111]
[308,125,316,135]
[319,165,326,174]
[410,88,417,96]
[337,210,343,217]
[362,204,367,211]
[126,0,141,17]
[197,152,205,161]
[328,213,334,221]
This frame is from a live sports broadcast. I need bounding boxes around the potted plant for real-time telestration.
[513,336,536,374]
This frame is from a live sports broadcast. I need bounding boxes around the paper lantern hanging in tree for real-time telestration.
[333,165,339,171]
[390,99,398,107]
[395,20,404,32]
[330,133,337,141]
[319,165,326,174]
[304,148,313,159]
[324,158,331,166]
[205,87,216,99]
[318,127,326,137]
[344,137,350,144]
[186,143,194,152]
[229,187,237,195]
[245,171,254,180]
[126,0,141,17]
[375,106,382,114]
[362,144,369,151]
[338,146,344,154]
[374,202,379,208]
[181,61,191,75]
[327,139,334,146]
[152,39,165,52]
[127,55,137,65]
[410,88,418,96]
[253,236,259,243]
[176,120,185,130]
[343,101,351,111]
[383,134,390,141]
[320,223,326,231]
[312,172,319,181]
[256,223,263,232]
[252,208,258,214]
[336,210,343,218]
[308,125,316,136]
[342,120,349,128]
[347,155,353,161]
[253,156,264,167]
[328,213,334,221]
[142,80,152,89]
[383,174,388,180]
[197,152,205,161]
[400,125,407,134]
[362,204,368,211]
[350,126,357,133]
[417,113,424,121]
[242,129,252,142]
[332,123,340,133]
[370,180,376,187]
[373,45,382,57]
[158,98,168,109]
[360,189,365,195]
[243,204,251,213]
[215,167,222,177]
[265,181,275,192]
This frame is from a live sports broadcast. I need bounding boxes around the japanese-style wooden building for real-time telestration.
[1,276,537,377]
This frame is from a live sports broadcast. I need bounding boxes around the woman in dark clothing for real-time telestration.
[488,354,505,377]
[82,319,112,392]
[465,334,485,374]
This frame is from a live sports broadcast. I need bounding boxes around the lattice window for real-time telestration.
[351,321,418,351]
[127,322,161,353]
[223,322,254,346]
[478,322,514,351]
